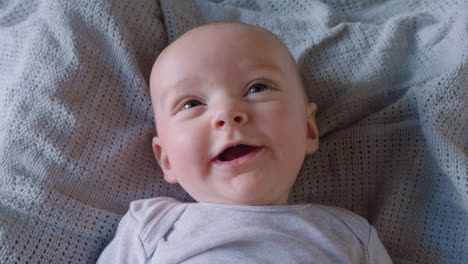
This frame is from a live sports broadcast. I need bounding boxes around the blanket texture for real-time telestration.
[0,0,466,263]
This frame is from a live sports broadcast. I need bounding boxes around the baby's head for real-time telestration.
[149,21,319,206]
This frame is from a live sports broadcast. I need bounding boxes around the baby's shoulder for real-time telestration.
[309,204,369,225]
[126,197,185,224]
[305,204,371,245]
[129,197,181,212]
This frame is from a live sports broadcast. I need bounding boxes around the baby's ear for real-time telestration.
[305,103,319,155]
[152,137,178,183]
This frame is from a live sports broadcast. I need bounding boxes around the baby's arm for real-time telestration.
[96,197,185,263]
[317,205,393,263]
[368,226,393,263]
[97,206,147,263]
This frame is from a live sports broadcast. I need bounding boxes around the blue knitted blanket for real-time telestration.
[0,0,466,263]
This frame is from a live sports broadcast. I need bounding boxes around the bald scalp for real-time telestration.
[165,21,287,61]
[151,21,305,96]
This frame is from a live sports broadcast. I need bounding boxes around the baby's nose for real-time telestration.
[212,110,248,129]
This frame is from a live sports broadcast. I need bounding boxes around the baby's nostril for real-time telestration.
[234,116,242,122]
[217,120,225,127]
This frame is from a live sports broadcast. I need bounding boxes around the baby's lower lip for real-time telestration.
[213,146,263,169]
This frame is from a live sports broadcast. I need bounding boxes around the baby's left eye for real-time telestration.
[246,83,270,95]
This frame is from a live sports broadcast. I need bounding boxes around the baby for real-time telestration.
[98,21,392,263]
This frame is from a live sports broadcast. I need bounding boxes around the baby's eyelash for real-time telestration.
[245,82,271,96]
[173,97,205,113]
[182,99,203,110]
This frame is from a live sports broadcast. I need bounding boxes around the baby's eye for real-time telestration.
[183,100,203,110]
[246,83,270,95]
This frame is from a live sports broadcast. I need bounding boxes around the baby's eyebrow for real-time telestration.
[156,62,283,104]
[242,62,285,77]
[158,77,200,107]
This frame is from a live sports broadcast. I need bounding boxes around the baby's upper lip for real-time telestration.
[213,141,261,161]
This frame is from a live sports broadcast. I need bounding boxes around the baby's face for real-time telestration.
[150,22,318,205]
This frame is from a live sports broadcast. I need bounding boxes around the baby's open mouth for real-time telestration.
[217,144,260,162]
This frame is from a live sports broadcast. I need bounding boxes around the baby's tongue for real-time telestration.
[222,145,257,161]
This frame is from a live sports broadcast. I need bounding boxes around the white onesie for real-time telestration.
[97,197,392,263]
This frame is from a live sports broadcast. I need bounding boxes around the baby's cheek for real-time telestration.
[268,102,308,151]
[267,102,305,132]
[171,125,209,161]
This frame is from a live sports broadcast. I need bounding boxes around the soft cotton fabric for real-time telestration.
[0,0,466,263]
[97,197,392,263]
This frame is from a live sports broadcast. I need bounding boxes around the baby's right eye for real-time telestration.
[183,100,203,110]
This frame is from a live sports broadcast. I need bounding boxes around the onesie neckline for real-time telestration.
[194,202,311,212]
